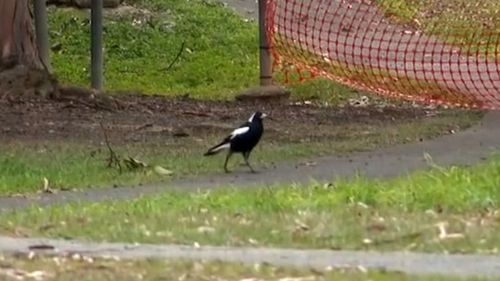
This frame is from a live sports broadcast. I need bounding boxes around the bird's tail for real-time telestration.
[204,141,230,156]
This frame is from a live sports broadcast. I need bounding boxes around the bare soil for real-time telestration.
[0,91,457,146]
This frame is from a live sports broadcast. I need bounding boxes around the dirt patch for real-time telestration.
[0,89,477,146]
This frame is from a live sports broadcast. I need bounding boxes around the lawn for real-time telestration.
[1,155,498,254]
[50,0,425,108]
[0,255,490,281]
[47,0,499,98]
[48,0,259,98]
[48,0,428,104]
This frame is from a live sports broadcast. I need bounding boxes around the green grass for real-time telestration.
[49,0,401,103]
[376,0,420,22]
[47,0,404,103]
[375,0,500,53]
[285,78,361,105]
[0,110,480,195]
[0,255,491,281]
[2,155,499,254]
[48,0,259,98]
[47,0,499,101]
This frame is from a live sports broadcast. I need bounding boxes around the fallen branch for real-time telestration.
[99,122,122,173]
[181,110,213,117]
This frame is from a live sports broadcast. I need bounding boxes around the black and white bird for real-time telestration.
[204,111,267,173]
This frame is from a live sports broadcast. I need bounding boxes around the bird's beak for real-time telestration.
[261,113,268,119]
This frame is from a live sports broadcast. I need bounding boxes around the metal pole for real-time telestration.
[258,0,272,86]
[34,0,51,71]
[91,0,103,90]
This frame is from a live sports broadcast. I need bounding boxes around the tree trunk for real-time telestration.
[0,0,56,98]
[0,0,44,68]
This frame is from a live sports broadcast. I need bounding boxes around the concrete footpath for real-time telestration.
[1,236,500,278]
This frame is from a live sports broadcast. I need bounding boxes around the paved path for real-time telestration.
[1,236,500,278]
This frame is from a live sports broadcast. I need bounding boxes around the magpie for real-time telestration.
[204,111,267,173]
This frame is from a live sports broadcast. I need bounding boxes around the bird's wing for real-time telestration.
[204,122,251,156]
[217,122,251,143]
[229,125,250,139]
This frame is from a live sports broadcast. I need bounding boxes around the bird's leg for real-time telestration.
[224,151,233,173]
[243,152,256,173]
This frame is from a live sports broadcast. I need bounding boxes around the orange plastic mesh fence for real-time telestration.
[266,0,500,109]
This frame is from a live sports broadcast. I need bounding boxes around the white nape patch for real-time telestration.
[211,143,230,152]
[230,126,250,139]
[248,113,256,122]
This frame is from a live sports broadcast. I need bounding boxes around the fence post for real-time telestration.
[258,0,272,86]
[91,0,103,90]
[34,0,51,71]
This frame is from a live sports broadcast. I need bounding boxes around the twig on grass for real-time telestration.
[99,122,122,173]
[160,41,186,72]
